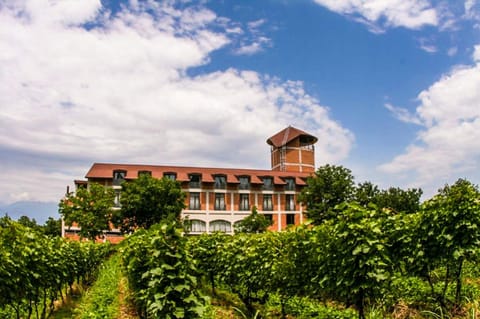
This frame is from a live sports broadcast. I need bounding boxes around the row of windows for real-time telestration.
[188,215,296,233]
[112,170,297,190]
[188,193,296,211]
[114,188,296,211]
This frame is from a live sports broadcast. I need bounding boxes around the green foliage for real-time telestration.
[234,206,273,234]
[116,174,186,232]
[0,217,110,318]
[354,182,422,214]
[266,295,358,319]
[299,164,355,224]
[375,187,423,214]
[75,254,122,319]
[17,215,39,229]
[188,233,229,294]
[354,181,380,207]
[215,233,276,315]
[59,183,115,241]
[313,203,392,319]
[122,221,207,318]
[42,217,62,237]
[415,178,480,308]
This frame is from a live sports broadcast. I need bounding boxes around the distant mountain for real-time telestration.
[0,201,59,224]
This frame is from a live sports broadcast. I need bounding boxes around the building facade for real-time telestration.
[63,126,317,240]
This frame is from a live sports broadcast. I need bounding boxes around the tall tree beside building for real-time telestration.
[234,206,273,234]
[59,183,115,241]
[42,217,62,237]
[375,187,423,214]
[354,181,381,207]
[354,182,423,214]
[298,164,355,224]
[116,174,186,232]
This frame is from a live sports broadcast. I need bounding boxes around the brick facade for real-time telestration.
[63,126,317,240]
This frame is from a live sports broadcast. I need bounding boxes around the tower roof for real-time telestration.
[266,126,318,147]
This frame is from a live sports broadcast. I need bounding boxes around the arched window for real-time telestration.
[189,220,206,233]
[209,220,231,233]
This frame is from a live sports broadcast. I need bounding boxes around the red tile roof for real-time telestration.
[85,163,311,185]
[266,126,317,147]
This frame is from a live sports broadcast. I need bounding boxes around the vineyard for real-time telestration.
[2,179,480,318]
[0,217,111,319]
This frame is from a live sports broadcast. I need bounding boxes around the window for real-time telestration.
[188,220,206,233]
[189,174,201,188]
[163,172,177,180]
[263,194,273,211]
[284,178,295,191]
[214,175,226,189]
[264,214,273,222]
[239,194,249,211]
[285,194,295,211]
[209,220,231,233]
[238,176,250,190]
[262,177,273,190]
[138,170,151,177]
[286,214,295,225]
[189,192,200,210]
[214,193,226,210]
[113,170,126,186]
[114,190,121,208]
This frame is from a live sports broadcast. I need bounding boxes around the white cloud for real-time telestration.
[474,44,480,61]
[0,0,354,203]
[233,19,272,55]
[447,46,458,56]
[248,19,266,29]
[418,37,438,53]
[380,47,480,195]
[234,36,272,55]
[463,0,480,28]
[384,103,422,125]
[313,0,438,30]
[465,0,479,18]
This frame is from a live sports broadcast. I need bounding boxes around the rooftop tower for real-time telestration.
[267,126,318,173]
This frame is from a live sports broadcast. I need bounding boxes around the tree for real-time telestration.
[354,183,422,214]
[354,181,380,207]
[116,174,186,232]
[59,183,115,241]
[42,217,62,237]
[17,215,39,229]
[234,206,272,234]
[298,164,355,224]
[376,187,422,214]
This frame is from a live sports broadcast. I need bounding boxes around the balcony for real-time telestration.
[189,181,201,189]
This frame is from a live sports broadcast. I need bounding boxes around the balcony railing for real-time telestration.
[189,181,201,188]
[239,183,250,190]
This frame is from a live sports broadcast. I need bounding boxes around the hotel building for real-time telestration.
[64,126,317,240]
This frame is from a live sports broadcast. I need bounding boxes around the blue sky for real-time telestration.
[1,0,480,208]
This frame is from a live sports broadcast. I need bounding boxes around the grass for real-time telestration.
[51,253,138,319]
[74,253,123,319]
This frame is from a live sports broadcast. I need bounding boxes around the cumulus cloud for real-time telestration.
[0,0,353,203]
[313,0,438,30]
[380,46,480,194]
